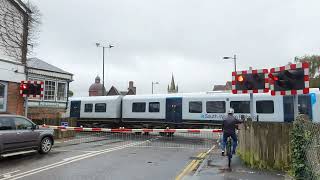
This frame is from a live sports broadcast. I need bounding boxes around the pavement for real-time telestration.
[0,132,291,180]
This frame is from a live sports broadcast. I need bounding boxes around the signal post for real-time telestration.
[20,81,44,117]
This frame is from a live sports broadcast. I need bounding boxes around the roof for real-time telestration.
[27,58,73,75]
[70,96,122,101]
[9,0,31,14]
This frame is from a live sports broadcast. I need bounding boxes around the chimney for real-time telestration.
[129,81,134,89]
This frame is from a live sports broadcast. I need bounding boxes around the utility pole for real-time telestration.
[96,43,114,95]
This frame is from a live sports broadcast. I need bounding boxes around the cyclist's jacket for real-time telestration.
[222,115,242,135]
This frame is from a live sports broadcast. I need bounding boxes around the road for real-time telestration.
[0,132,288,180]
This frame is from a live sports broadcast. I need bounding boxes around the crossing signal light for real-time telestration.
[232,69,269,94]
[270,68,306,91]
[237,75,244,82]
[235,73,265,90]
[20,81,44,97]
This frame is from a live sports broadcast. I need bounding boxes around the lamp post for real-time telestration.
[223,54,237,72]
[152,82,159,94]
[96,43,114,95]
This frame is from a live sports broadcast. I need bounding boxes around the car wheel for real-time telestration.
[39,137,53,154]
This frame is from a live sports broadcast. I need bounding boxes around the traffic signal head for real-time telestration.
[270,68,306,91]
[20,81,44,97]
[270,62,310,95]
[234,72,267,91]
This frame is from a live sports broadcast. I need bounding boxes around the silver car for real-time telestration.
[0,115,54,157]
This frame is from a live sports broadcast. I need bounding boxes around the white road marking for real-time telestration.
[0,138,158,180]
[0,170,20,178]
[52,149,100,153]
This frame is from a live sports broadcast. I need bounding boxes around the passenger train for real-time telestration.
[66,89,320,128]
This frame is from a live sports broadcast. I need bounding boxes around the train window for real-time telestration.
[149,102,160,112]
[230,101,250,113]
[95,103,106,112]
[206,101,226,113]
[298,95,312,119]
[132,102,146,112]
[189,101,202,113]
[256,101,274,114]
[84,104,93,112]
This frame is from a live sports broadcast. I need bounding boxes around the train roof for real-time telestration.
[69,95,122,101]
[123,88,320,100]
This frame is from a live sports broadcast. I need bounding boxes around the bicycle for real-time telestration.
[226,136,233,168]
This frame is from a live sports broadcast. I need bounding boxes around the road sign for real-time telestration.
[269,62,309,96]
[232,69,269,94]
[20,81,44,98]
[61,121,69,127]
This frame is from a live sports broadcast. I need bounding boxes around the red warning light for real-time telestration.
[20,83,27,90]
[237,75,245,82]
[268,73,279,81]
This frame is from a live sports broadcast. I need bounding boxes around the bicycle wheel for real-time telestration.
[226,138,232,168]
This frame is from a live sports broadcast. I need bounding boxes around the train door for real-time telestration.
[165,98,182,124]
[283,96,294,122]
[70,101,81,118]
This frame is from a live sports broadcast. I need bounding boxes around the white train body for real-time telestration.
[67,89,320,128]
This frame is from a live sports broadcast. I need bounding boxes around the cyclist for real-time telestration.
[221,108,243,156]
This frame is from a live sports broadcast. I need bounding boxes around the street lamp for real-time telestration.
[223,54,237,72]
[152,82,159,94]
[96,42,114,95]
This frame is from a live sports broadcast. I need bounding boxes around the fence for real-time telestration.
[237,121,292,171]
[42,125,221,151]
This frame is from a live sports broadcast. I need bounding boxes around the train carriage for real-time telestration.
[67,89,320,128]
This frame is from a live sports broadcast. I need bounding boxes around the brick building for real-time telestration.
[88,75,136,96]
[0,0,30,115]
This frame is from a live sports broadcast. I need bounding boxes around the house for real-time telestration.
[0,0,31,115]
[88,77,136,96]
[213,81,232,91]
[26,58,73,119]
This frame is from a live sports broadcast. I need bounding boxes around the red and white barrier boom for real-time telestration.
[42,125,222,133]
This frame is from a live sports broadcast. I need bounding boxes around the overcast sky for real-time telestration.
[28,0,320,96]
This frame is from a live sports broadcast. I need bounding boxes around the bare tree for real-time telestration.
[0,0,41,63]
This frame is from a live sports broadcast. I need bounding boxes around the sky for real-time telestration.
[28,0,320,97]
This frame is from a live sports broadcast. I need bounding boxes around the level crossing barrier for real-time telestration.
[42,125,222,151]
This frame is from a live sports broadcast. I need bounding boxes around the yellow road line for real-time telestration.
[175,152,206,180]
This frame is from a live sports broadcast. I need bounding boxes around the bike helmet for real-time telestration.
[228,108,234,114]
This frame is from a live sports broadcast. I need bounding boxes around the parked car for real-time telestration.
[0,115,54,158]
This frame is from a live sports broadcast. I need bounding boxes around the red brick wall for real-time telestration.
[28,107,66,120]
[5,82,24,115]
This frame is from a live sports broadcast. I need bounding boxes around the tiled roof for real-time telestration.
[27,58,72,75]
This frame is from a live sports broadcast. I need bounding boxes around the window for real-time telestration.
[149,102,160,112]
[95,103,106,112]
[0,82,7,112]
[14,118,33,130]
[298,95,312,119]
[44,81,56,100]
[132,102,146,112]
[206,101,226,113]
[230,101,250,113]
[0,117,14,130]
[256,101,274,114]
[57,83,67,101]
[84,104,93,112]
[189,101,202,113]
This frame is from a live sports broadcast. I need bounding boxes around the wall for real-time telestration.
[0,60,25,83]
[28,107,66,120]
[238,122,292,171]
[4,82,24,115]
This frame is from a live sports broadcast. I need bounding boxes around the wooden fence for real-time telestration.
[238,122,293,171]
